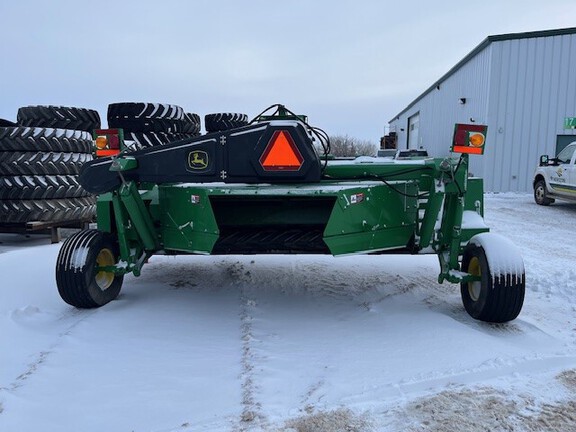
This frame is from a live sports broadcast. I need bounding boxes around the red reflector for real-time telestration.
[96,149,120,157]
[452,124,487,155]
[259,130,304,171]
[108,134,120,149]
[452,145,483,155]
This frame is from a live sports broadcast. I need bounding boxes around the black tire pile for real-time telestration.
[0,102,251,224]
[107,102,249,150]
[107,102,202,150]
[204,112,249,132]
[0,106,98,224]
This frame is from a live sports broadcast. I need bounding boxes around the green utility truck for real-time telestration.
[56,105,525,323]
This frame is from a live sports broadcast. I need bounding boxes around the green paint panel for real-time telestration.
[323,182,418,255]
[156,181,419,256]
[158,186,219,254]
[464,178,484,215]
[96,192,113,233]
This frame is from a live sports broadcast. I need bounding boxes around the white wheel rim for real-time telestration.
[536,186,544,201]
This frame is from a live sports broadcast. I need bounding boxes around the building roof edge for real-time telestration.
[388,27,576,124]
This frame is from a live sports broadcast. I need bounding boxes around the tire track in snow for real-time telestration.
[0,308,98,393]
[225,260,269,431]
[300,379,327,414]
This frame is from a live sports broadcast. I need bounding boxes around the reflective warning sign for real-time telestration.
[259,130,304,171]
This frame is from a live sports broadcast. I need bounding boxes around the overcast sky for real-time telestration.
[0,0,574,142]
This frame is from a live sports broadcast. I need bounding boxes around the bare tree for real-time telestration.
[328,135,377,157]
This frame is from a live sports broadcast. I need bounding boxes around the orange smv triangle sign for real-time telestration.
[260,130,304,171]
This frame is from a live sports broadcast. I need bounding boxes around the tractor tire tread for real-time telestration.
[107,102,184,120]
[0,175,90,200]
[204,112,248,133]
[56,229,123,308]
[0,127,93,153]
[17,105,101,133]
[0,196,96,223]
[0,151,92,176]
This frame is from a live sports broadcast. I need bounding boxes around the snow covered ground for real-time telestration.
[0,193,575,432]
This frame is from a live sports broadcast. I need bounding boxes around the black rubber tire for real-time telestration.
[204,113,248,133]
[56,229,123,308]
[107,102,184,121]
[124,131,196,150]
[181,112,201,135]
[0,151,92,176]
[0,127,93,153]
[17,105,101,133]
[107,102,186,134]
[0,118,16,127]
[460,243,525,323]
[0,175,90,200]
[0,196,96,223]
[534,179,554,205]
[107,117,184,134]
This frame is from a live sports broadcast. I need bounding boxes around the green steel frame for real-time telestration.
[94,152,487,285]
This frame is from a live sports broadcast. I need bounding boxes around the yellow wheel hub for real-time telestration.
[467,256,482,301]
[95,248,115,291]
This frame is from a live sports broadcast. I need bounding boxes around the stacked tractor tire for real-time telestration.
[107,102,249,150]
[0,106,98,224]
[0,102,250,226]
[108,102,201,150]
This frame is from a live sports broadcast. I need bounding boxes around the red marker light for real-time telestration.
[452,124,487,155]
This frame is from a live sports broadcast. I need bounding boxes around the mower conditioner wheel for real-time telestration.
[56,229,124,308]
[460,233,525,323]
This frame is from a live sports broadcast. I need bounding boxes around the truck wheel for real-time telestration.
[56,229,123,308]
[460,233,525,323]
[534,180,554,205]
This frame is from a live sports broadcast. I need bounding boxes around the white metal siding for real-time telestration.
[488,34,576,192]
[390,45,493,175]
[389,31,576,192]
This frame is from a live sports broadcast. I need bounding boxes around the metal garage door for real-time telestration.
[407,113,420,149]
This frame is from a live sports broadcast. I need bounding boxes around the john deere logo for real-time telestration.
[188,150,209,170]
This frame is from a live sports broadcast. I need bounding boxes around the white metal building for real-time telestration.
[388,27,576,192]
